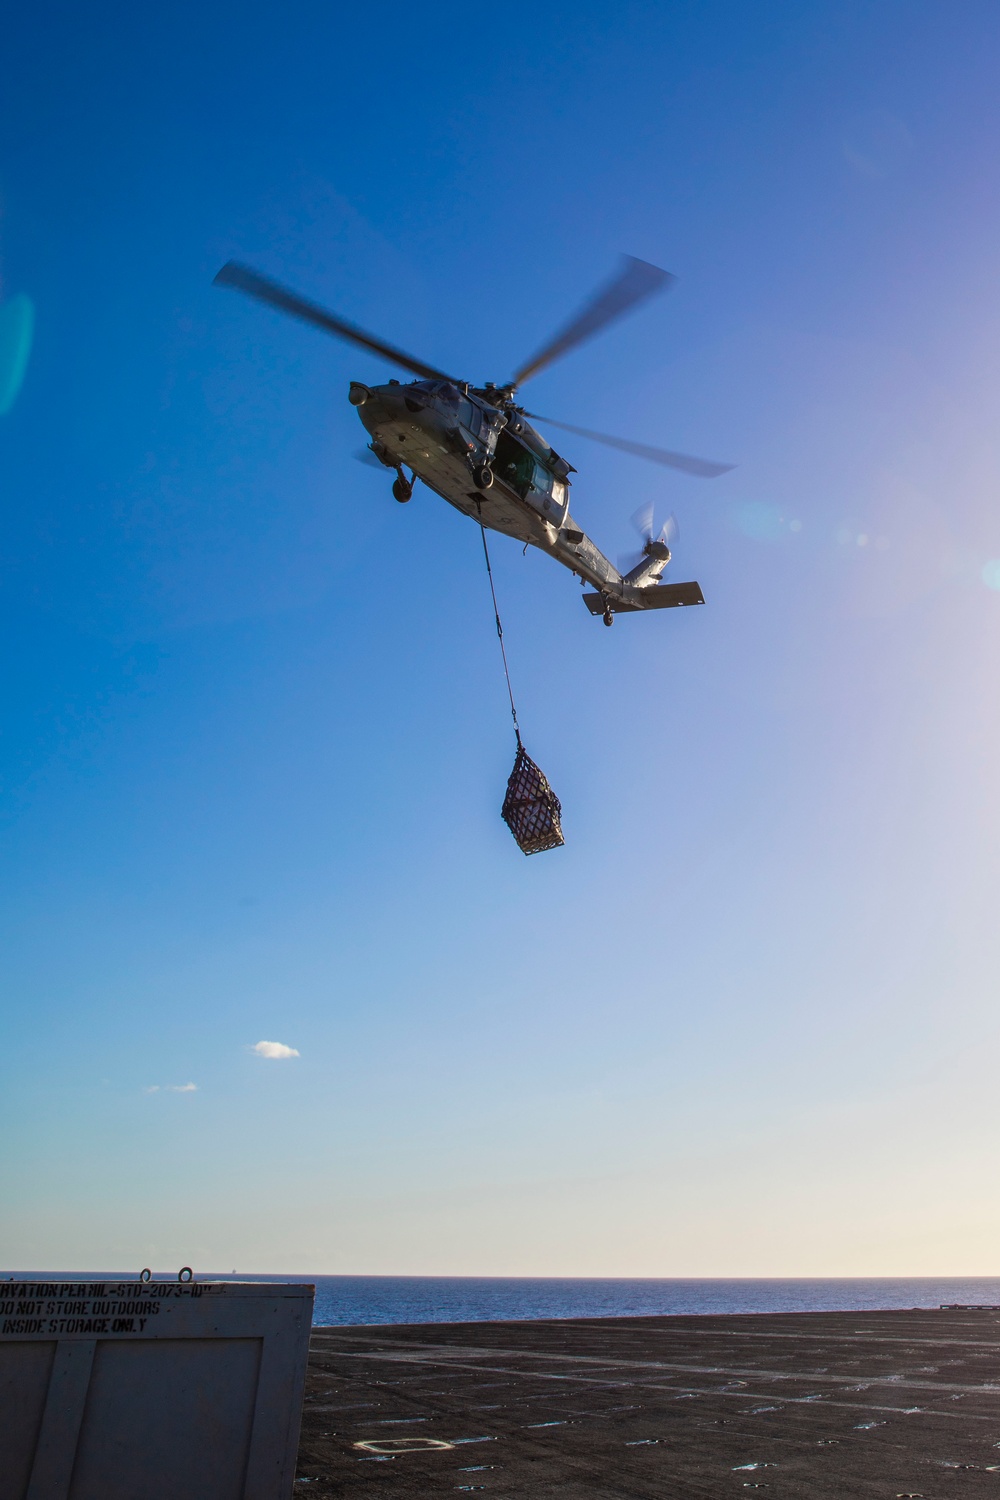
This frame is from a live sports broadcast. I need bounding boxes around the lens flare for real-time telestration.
[0,293,34,415]
[733,501,786,541]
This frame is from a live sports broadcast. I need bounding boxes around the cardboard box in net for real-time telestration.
[0,1277,314,1500]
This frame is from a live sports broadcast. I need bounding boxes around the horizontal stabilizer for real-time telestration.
[583,581,705,615]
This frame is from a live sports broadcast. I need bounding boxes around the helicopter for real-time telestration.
[214,255,733,626]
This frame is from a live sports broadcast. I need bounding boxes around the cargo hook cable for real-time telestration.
[476,505,521,748]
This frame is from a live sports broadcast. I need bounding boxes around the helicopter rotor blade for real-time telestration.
[214,262,458,384]
[622,505,678,575]
[526,412,735,478]
[629,506,680,546]
[630,501,656,541]
[509,256,675,389]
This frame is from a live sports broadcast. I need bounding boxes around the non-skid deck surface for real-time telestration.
[296,1308,1000,1497]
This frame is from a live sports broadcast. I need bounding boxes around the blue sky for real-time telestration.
[3,1,1000,1275]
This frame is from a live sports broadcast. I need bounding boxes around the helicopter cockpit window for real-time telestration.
[457,397,477,433]
[532,461,551,496]
[435,382,461,407]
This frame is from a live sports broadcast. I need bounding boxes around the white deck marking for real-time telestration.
[319,1336,1000,1399]
[317,1348,1000,1424]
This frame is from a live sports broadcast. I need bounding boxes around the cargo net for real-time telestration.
[502,742,565,855]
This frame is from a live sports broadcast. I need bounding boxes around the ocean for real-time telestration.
[301,1275,1000,1326]
[13,1273,1000,1325]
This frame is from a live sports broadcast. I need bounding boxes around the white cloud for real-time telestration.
[251,1040,300,1060]
[144,1082,197,1093]
[144,1085,160,1094]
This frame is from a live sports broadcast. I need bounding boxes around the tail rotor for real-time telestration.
[619,504,678,576]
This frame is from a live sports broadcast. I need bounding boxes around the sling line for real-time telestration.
[476,509,521,747]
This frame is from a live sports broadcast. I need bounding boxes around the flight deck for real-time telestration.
[296,1306,1000,1498]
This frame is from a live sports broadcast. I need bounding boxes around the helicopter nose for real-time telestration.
[348,382,370,406]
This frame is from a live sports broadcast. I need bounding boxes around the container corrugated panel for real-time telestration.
[0,1278,314,1500]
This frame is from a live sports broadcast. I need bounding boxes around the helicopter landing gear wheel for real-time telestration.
[392,474,412,503]
[473,463,494,490]
[603,608,614,627]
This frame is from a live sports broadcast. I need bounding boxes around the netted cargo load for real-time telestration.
[502,742,565,855]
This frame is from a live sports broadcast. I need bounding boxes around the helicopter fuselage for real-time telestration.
[209,249,720,845]
[214,255,720,622]
[350,376,628,595]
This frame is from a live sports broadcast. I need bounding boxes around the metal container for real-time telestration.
[0,1276,314,1500]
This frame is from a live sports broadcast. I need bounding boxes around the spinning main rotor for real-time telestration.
[214,256,732,480]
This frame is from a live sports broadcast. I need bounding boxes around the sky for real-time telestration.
[2,0,1000,1277]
